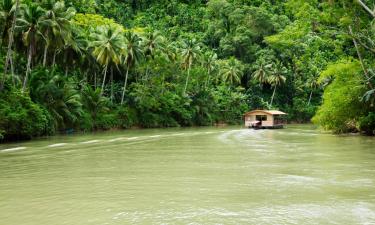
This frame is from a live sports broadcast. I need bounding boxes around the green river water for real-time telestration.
[0,125,375,224]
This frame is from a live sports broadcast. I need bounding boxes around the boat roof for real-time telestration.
[244,110,287,116]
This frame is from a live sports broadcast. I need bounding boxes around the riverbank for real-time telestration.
[0,86,248,143]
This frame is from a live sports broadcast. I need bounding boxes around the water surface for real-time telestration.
[1,125,375,224]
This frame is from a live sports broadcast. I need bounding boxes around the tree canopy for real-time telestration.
[0,0,374,141]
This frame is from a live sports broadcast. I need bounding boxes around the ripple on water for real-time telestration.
[0,147,27,152]
[107,137,126,142]
[106,202,375,224]
[127,137,139,140]
[80,140,100,144]
[47,143,68,148]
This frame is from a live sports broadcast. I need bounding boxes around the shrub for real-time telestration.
[312,60,367,133]
[359,112,375,135]
[116,106,138,128]
[0,90,54,141]
[95,112,118,130]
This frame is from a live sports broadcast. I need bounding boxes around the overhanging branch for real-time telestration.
[356,0,375,18]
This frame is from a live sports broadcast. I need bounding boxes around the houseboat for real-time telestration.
[244,110,287,129]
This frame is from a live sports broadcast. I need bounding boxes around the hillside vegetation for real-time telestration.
[0,0,374,141]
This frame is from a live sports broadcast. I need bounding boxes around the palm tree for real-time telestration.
[61,26,88,73]
[306,75,318,106]
[81,85,109,129]
[121,31,143,105]
[180,38,200,95]
[1,0,20,90]
[202,51,217,88]
[0,0,14,44]
[143,30,164,59]
[267,61,287,107]
[29,68,83,129]
[220,57,244,85]
[17,2,45,92]
[165,42,179,63]
[142,30,164,80]
[40,0,76,66]
[252,58,272,86]
[90,25,123,95]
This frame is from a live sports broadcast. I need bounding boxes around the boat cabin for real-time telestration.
[244,110,287,129]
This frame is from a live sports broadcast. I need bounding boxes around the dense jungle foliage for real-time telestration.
[0,0,374,141]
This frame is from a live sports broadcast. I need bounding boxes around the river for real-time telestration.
[1,125,375,224]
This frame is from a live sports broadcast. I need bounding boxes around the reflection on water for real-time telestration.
[0,125,375,224]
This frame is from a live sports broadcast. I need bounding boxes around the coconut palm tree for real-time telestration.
[40,0,76,66]
[121,31,143,105]
[142,30,164,80]
[17,2,46,92]
[0,0,14,45]
[220,57,244,85]
[29,67,83,129]
[306,75,319,106]
[0,0,20,90]
[252,58,272,86]
[202,51,217,88]
[180,38,200,95]
[90,25,123,95]
[267,60,287,106]
[81,85,109,129]
[143,30,164,59]
[165,42,179,63]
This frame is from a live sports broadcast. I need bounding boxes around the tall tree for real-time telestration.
[202,51,217,88]
[17,2,45,92]
[1,0,20,90]
[267,61,287,107]
[252,58,272,87]
[180,38,200,95]
[142,30,164,80]
[0,0,14,45]
[90,25,123,95]
[40,0,76,66]
[306,74,319,106]
[121,31,143,105]
[220,57,244,85]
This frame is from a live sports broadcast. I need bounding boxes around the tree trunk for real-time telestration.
[183,64,191,95]
[64,51,69,76]
[100,65,108,96]
[270,85,277,107]
[121,64,130,105]
[52,50,57,67]
[205,68,210,89]
[1,0,20,91]
[308,90,313,106]
[145,65,149,82]
[10,52,15,86]
[110,66,114,102]
[43,44,49,67]
[161,73,165,94]
[94,71,97,89]
[22,45,33,93]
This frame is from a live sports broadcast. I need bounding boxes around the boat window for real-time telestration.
[256,115,267,121]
